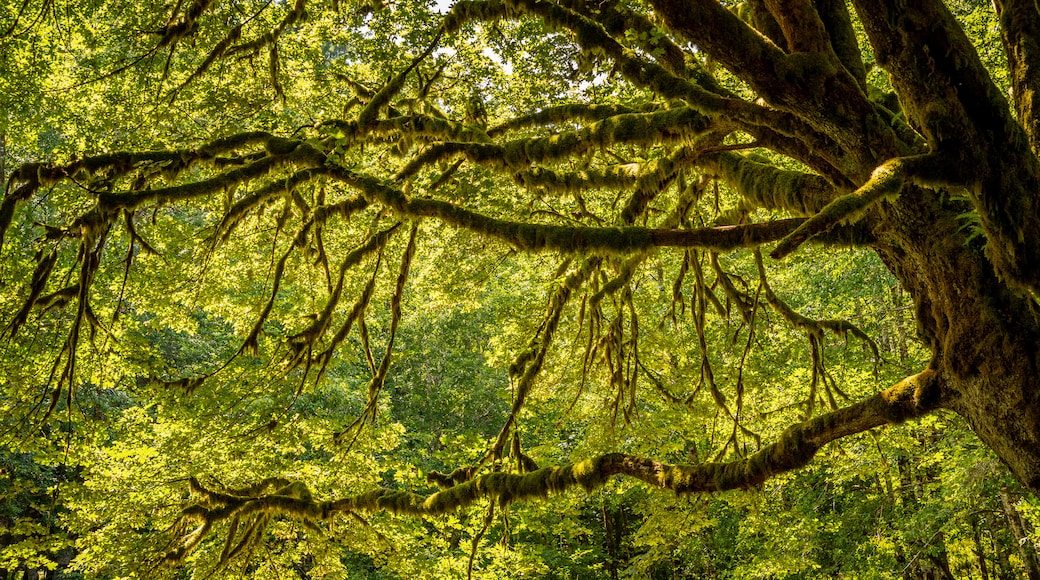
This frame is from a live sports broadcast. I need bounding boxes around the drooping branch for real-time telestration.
[169,0,309,100]
[754,251,878,359]
[334,224,417,447]
[754,250,879,416]
[165,369,946,564]
[0,131,305,252]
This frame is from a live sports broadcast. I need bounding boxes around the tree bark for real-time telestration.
[972,515,992,580]
[998,486,1040,580]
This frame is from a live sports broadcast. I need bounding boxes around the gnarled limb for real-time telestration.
[651,0,899,169]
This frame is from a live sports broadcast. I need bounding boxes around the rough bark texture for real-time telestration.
[645,0,1040,494]
[999,486,1040,580]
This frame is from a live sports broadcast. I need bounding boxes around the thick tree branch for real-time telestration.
[446,0,848,175]
[813,0,867,89]
[762,0,830,54]
[395,107,710,181]
[333,167,820,253]
[770,156,906,259]
[166,369,945,564]
[698,150,836,215]
[650,0,900,171]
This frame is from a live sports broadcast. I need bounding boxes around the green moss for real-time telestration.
[702,151,835,215]
[772,157,907,258]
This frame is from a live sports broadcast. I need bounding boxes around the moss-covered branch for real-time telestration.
[651,0,904,169]
[488,103,648,137]
[762,0,831,54]
[813,0,867,89]
[0,131,295,252]
[332,165,875,253]
[770,156,908,258]
[512,165,641,192]
[445,0,840,170]
[166,369,944,564]
[334,167,817,253]
[698,150,837,215]
[851,0,1040,297]
[95,142,326,210]
[395,107,709,181]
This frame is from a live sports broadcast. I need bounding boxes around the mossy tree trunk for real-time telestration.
[650,0,1040,492]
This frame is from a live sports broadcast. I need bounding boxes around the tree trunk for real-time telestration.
[972,515,991,580]
[874,186,1040,496]
[988,510,1017,580]
[602,504,620,580]
[999,487,1040,580]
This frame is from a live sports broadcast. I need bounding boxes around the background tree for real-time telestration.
[2,0,1040,576]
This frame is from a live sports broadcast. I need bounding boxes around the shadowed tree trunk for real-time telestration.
[971,514,992,580]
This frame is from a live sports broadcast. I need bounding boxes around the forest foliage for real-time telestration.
[1,0,1039,578]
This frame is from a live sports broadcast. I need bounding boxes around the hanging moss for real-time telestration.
[489,103,648,137]
[157,0,214,47]
[619,148,689,224]
[216,167,330,242]
[379,114,491,143]
[442,0,517,35]
[754,250,880,366]
[5,249,58,337]
[358,33,442,130]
